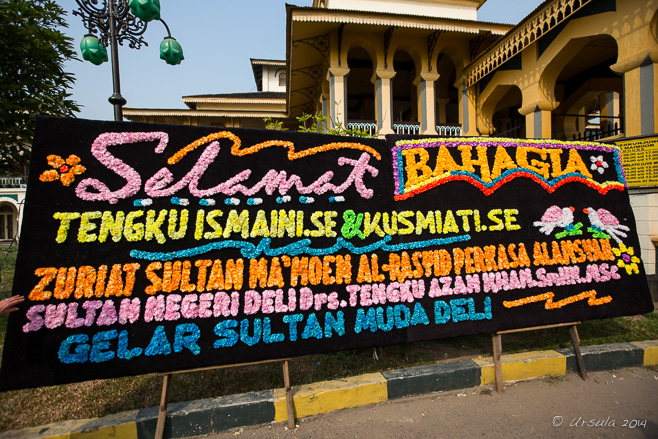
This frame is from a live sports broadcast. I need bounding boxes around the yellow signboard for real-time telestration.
[615,136,658,187]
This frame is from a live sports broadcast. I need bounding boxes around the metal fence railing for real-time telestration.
[572,121,623,141]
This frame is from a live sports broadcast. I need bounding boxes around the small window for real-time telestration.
[0,204,13,240]
[279,73,287,87]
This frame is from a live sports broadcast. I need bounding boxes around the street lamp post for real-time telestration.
[73,0,184,122]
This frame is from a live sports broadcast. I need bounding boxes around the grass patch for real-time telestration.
[0,311,656,432]
[0,244,18,299]
[544,374,565,386]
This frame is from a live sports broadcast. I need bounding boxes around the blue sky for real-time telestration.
[58,0,544,121]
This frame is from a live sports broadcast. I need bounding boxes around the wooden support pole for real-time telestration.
[283,360,296,429]
[496,321,576,334]
[155,373,171,439]
[569,325,588,380]
[154,359,294,437]
[492,322,586,393]
[492,333,504,393]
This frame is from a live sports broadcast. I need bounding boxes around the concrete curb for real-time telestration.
[2,340,657,439]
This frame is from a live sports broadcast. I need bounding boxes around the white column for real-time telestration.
[375,69,395,136]
[436,97,449,124]
[417,71,439,135]
[327,67,350,129]
[459,79,478,136]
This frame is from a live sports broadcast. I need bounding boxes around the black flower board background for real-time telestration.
[0,117,652,390]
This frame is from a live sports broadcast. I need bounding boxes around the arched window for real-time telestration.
[279,73,287,87]
[346,47,375,122]
[392,50,418,134]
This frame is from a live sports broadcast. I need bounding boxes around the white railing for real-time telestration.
[393,122,420,135]
[346,121,378,136]
[436,125,462,137]
[0,177,25,187]
[347,121,462,137]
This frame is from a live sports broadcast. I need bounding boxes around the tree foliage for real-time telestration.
[0,0,80,177]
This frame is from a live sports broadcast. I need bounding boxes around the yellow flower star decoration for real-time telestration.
[39,154,86,187]
[612,243,640,275]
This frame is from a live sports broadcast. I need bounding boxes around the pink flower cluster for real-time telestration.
[22,298,141,332]
[76,132,168,204]
[144,292,240,322]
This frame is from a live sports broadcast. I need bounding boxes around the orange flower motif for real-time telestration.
[39,154,86,186]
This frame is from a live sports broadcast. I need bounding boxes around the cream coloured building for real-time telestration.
[124,59,287,128]
[125,0,658,299]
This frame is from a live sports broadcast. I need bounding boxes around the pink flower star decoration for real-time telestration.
[39,154,86,186]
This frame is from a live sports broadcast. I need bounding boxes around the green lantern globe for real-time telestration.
[80,35,108,66]
[160,37,184,65]
[129,0,161,22]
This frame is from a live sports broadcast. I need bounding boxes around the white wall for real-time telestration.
[629,189,658,302]
[629,190,658,275]
[262,65,286,93]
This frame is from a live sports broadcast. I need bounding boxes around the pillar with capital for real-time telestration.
[327,66,350,129]
[519,100,558,139]
[415,71,440,135]
[459,79,478,136]
[435,97,450,124]
[611,51,658,137]
[374,69,396,136]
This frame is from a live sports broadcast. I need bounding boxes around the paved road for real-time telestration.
[193,367,658,439]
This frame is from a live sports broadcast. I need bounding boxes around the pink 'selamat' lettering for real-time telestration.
[75,132,379,204]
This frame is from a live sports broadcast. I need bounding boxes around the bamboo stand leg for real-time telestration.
[569,325,588,380]
[492,333,504,394]
[283,360,296,429]
[155,373,171,439]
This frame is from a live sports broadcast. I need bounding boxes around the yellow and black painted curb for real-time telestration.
[2,340,657,439]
